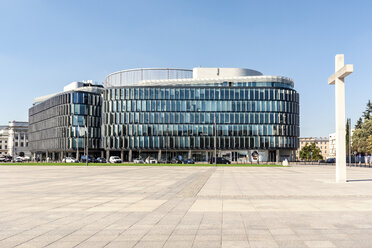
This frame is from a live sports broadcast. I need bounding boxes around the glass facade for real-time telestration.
[102,84,299,152]
[105,68,193,87]
[29,91,102,156]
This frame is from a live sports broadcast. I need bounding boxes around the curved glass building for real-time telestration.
[29,82,103,161]
[103,68,299,162]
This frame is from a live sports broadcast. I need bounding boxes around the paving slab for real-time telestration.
[0,165,371,247]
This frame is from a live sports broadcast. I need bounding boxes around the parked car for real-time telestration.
[96,157,107,163]
[209,157,231,164]
[62,157,79,163]
[171,157,183,164]
[133,158,144,163]
[326,158,336,163]
[109,156,122,163]
[183,159,195,164]
[145,157,157,164]
[0,156,12,162]
[15,157,23,162]
[158,159,170,164]
[81,155,94,163]
[22,156,31,162]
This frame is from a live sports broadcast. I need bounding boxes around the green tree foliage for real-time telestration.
[363,100,372,121]
[355,117,363,129]
[367,135,372,154]
[352,119,372,153]
[346,119,351,155]
[299,143,323,161]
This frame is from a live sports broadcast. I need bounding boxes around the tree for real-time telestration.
[346,119,351,155]
[363,100,372,121]
[352,119,372,153]
[355,117,363,129]
[299,143,323,161]
[367,135,372,154]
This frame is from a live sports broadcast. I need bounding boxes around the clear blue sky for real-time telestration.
[0,0,371,137]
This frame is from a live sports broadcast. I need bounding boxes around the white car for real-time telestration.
[22,156,31,162]
[15,157,23,162]
[145,157,158,164]
[109,156,122,163]
[62,157,78,163]
[133,158,144,164]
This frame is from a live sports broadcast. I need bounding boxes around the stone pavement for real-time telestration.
[0,165,372,248]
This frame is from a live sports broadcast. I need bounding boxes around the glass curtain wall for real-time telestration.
[102,85,299,151]
[29,91,102,153]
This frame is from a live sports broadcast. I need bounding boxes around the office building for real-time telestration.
[28,81,104,160]
[103,68,299,162]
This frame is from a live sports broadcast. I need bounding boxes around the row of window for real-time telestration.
[105,87,299,102]
[30,137,101,151]
[72,104,101,116]
[104,100,299,114]
[104,112,299,125]
[30,93,71,116]
[29,104,70,124]
[104,136,298,150]
[103,124,299,137]
[29,115,101,134]
[72,92,101,105]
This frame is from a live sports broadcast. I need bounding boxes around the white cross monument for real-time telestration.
[328,54,353,183]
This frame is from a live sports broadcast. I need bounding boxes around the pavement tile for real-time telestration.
[0,166,371,247]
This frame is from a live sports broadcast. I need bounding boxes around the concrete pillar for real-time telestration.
[276,150,280,162]
[158,150,162,161]
[76,149,79,160]
[61,152,64,161]
[128,149,132,162]
[101,150,104,158]
[121,150,124,162]
[106,150,110,160]
[188,150,192,159]
[52,152,55,161]
[206,152,208,162]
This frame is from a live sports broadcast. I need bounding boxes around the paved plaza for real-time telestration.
[0,165,372,248]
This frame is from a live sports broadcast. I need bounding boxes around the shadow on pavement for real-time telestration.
[347,179,372,182]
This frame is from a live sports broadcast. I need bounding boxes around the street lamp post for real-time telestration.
[86,116,89,166]
[165,125,168,162]
[348,118,352,167]
[214,116,217,167]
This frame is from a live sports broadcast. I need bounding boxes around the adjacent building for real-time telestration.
[8,121,30,157]
[103,68,300,162]
[329,133,336,158]
[28,81,104,161]
[296,137,329,160]
[0,122,30,157]
[329,129,354,158]
[0,126,8,156]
